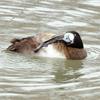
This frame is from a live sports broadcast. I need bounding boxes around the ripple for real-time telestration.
[80,72,100,79]
[0,5,24,10]
[82,0,100,7]
[47,21,68,27]
[75,8,99,14]
[0,93,21,96]
[48,20,89,27]
[21,82,80,91]
[73,86,100,92]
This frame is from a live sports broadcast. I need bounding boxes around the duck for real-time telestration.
[7,31,87,60]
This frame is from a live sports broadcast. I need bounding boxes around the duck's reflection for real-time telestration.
[43,58,83,83]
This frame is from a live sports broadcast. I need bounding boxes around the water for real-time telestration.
[0,0,100,99]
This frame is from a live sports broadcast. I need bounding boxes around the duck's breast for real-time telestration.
[35,44,65,58]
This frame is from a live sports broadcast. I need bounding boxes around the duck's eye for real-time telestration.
[63,33,74,44]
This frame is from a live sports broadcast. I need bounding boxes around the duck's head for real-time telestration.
[34,31,84,52]
[62,31,84,49]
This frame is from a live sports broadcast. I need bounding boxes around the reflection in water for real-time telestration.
[0,0,100,100]
[53,60,83,82]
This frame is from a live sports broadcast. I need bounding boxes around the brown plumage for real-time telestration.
[7,31,87,60]
[7,33,55,54]
[7,37,40,54]
[53,42,87,60]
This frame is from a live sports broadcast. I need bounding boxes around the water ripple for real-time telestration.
[0,0,100,100]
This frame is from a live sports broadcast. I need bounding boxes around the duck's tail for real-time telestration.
[7,37,40,53]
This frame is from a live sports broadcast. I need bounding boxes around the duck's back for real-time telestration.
[7,33,55,55]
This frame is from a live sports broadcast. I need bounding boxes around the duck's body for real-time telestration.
[7,31,87,60]
[35,44,65,58]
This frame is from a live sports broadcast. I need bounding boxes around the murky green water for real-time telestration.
[0,0,100,100]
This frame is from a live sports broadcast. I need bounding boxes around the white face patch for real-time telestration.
[63,33,74,44]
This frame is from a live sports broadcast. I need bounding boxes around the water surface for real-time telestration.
[0,0,100,100]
